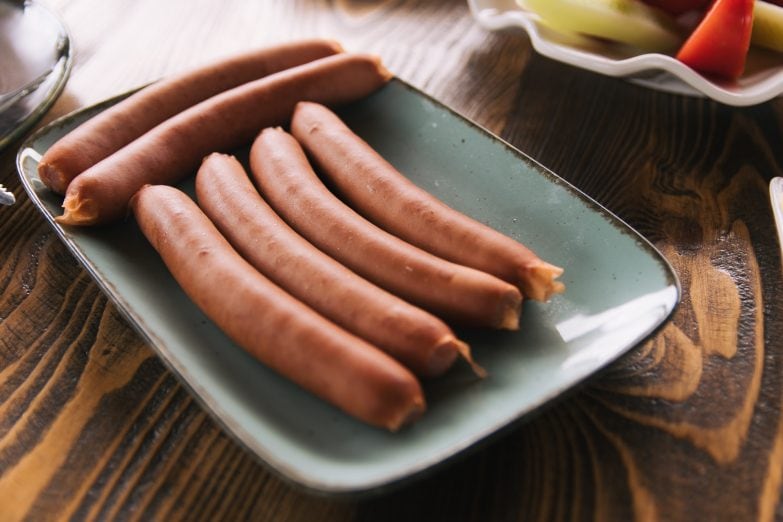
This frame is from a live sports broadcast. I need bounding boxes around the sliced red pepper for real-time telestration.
[641,0,711,15]
[676,0,755,80]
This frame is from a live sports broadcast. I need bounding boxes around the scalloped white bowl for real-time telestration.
[468,0,783,106]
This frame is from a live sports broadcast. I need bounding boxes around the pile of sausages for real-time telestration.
[38,40,565,431]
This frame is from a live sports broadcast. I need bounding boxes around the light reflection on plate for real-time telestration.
[468,0,783,106]
[557,286,678,370]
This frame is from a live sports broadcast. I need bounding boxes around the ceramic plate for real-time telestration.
[16,79,680,495]
[0,0,71,151]
[468,0,783,107]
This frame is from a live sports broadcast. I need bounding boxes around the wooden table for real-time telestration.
[1,0,782,520]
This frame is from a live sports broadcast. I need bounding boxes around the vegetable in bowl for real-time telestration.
[518,0,783,80]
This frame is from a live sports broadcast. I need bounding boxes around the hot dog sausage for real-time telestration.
[131,184,425,431]
[57,53,391,226]
[196,153,479,378]
[39,39,342,195]
[249,127,523,330]
[290,101,565,302]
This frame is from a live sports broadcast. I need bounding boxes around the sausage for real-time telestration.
[57,53,392,226]
[195,153,481,378]
[249,127,523,330]
[130,184,425,431]
[290,101,565,302]
[38,39,342,195]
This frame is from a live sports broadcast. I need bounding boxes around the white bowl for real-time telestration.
[468,0,783,106]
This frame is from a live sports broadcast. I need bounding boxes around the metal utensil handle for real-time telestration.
[771,178,783,260]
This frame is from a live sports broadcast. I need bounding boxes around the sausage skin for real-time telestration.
[290,101,565,302]
[249,127,523,330]
[196,153,478,378]
[57,53,392,227]
[39,40,342,195]
[131,184,425,431]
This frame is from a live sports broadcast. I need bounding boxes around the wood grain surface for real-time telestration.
[1,0,782,520]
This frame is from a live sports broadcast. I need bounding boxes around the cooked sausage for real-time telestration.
[39,39,342,195]
[196,153,480,378]
[290,101,565,302]
[249,127,523,330]
[57,53,392,226]
[130,184,425,431]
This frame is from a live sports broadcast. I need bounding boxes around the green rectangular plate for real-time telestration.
[16,78,679,496]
